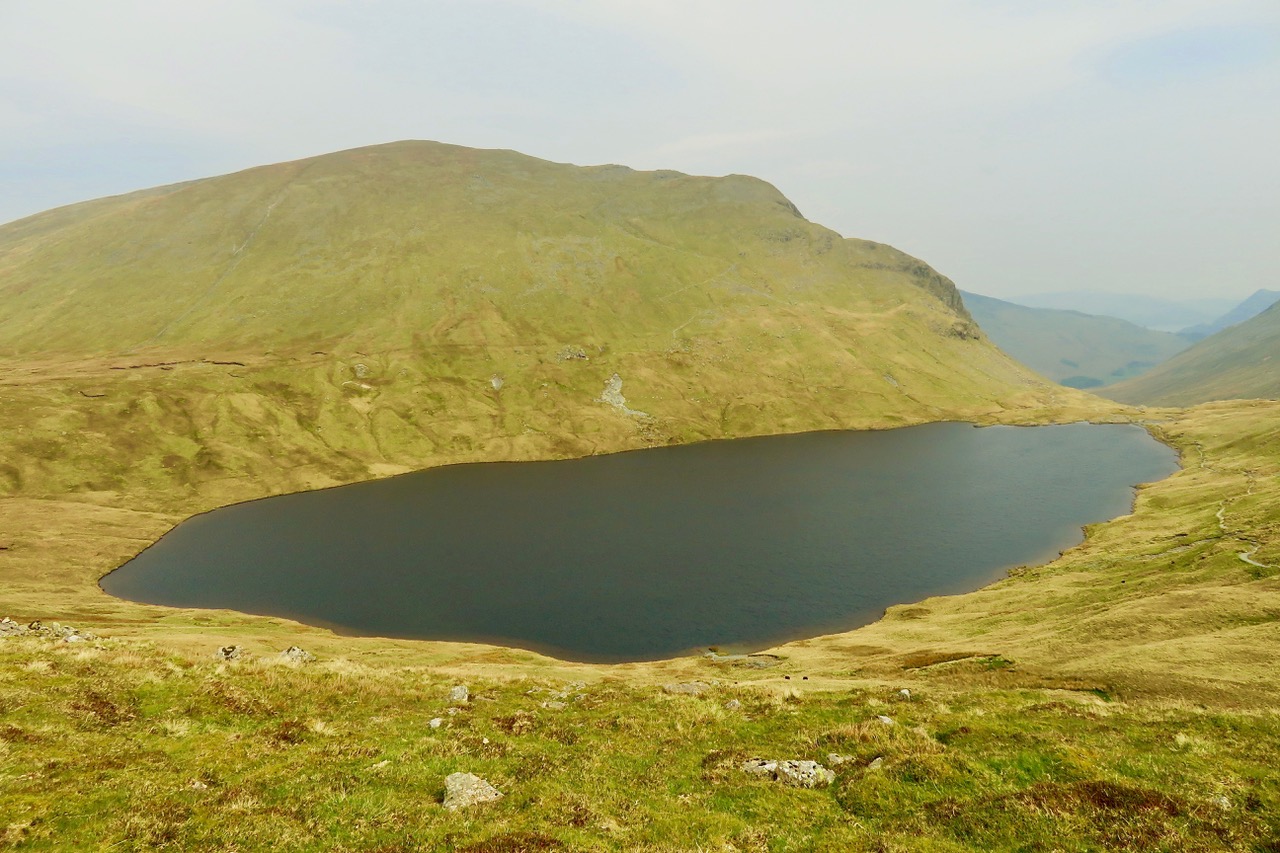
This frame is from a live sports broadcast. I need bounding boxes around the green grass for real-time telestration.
[2,635,1278,851]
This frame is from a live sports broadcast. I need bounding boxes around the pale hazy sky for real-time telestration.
[2,1,1276,301]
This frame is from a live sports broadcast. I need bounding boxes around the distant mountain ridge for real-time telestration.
[1104,300,1280,405]
[960,291,1192,388]
[1181,289,1280,340]
[1009,291,1236,332]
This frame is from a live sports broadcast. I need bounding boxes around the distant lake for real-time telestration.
[102,422,1177,662]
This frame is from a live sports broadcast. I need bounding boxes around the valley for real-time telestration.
[1,142,1277,850]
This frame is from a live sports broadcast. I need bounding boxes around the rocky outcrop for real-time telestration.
[741,759,835,788]
[279,646,315,664]
[597,374,648,418]
[443,772,503,810]
[214,645,243,661]
[1,618,96,643]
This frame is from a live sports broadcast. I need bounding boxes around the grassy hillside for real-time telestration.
[0,140,1097,510]
[960,291,1191,388]
[0,140,978,358]
[1105,301,1280,405]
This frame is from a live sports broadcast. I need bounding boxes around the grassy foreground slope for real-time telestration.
[1105,301,1280,405]
[960,290,1191,387]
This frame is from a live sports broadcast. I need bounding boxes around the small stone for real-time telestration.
[443,772,503,810]
[556,345,588,362]
[428,718,443,729]
[827,753,853,767]
[63,634,85,643]
[279,646,315,664]
[541,701,567,710]
[876,715,896,726]
[724,699,742,711]
[489,375,504,391]
[189,779,209,791]
[868,757,884,770]
[898,688,912,700]
[214,645,242,661]
[662,681,711,696]
[369,760,390,771]
[448,685,469,705]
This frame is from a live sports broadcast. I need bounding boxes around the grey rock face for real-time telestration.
[741,759,834,788]
[448,685,469,705]
[443,772,503,810]
[597,373,648,417]
[741,758,778,778]
[279,646,316,664]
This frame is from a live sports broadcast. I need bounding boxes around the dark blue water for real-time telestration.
[101,422,1177,662]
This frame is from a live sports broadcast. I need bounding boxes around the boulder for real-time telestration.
[741,758,834,788]
[1,617,26,637]
[214,645,243,661]
[443,772,503,810]
[776,760,836,788]
[279,646,316,664]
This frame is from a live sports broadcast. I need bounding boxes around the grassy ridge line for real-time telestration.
[0,140,969,358]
